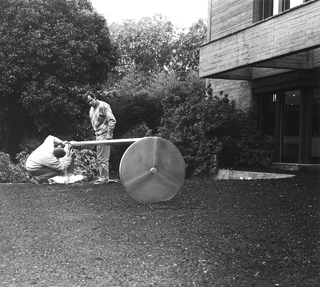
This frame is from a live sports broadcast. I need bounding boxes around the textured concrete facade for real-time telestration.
[206,79,252,110]
[201,0,320,111]
[207,0,253,42]
[200,0,320,164]
[201,1,320,79]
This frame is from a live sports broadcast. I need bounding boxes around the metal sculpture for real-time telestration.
[69,137,186,203]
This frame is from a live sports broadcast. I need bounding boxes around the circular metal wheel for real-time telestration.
[119,137,186,204]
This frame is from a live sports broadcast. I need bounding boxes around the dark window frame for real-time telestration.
[253,0,311,22]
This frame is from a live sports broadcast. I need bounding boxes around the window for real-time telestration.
[253,0,310,22]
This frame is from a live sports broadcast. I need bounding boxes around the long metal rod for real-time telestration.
[70,138,142,147]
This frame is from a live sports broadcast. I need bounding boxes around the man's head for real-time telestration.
[53,148,66,158]
[85,92,97,107]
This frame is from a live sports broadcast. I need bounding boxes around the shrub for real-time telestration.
[157,72,273,177]
[16,150,30,171]
[120,122,150,138]
[19,137,43,153]
[73,148,98,181]
[216,105,273,168]
[0,152,29,183]
[103,70,163,138]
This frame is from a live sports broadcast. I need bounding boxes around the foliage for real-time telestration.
[97,16,207,143]
[216,104,273,168]
[15,150,29,171]
[0,151,29,183]
[157,72,273,177]
[73,147,98,181]
[19,137,43,153]
[109,15,175,76]
[109,16,206,79]
[99,69,163,138]
[168,19,207,73]
[0,0,118,156]
[121,122,150,138]
[0,2,207,160]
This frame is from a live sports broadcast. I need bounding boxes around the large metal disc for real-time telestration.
[119,137,186,204]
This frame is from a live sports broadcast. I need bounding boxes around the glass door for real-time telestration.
[312,88,320,163]
[281,90,301,163]
[259,89,301,163]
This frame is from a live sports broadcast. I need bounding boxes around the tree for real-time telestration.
[109,16,207,79]
[103,16,207,139]
[168,19,207,73]
[0,0,118,158]
[109,15,175,76]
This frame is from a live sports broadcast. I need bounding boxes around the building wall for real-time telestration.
[202,0,320,78]
[204,0,320,164]
[207,79,252,110]
[207,0,253,110]
[208,0,253,42]
[206,0,320,111]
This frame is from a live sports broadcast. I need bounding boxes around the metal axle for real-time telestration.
[70,138,142,147]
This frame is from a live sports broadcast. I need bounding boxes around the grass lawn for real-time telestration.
[0,170,319,286]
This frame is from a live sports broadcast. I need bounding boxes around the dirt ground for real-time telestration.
[0,170,319,287]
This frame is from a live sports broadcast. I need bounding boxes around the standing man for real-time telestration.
[86,91,116,184]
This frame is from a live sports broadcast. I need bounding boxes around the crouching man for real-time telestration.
[26,135,74,184]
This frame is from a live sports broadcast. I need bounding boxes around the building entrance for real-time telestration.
[281,90,301,162]
[259,88,320,164]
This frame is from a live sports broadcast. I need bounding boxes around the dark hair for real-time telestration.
[85,91,95,98]
[53,148,66,158]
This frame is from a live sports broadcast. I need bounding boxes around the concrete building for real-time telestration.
[200,0,320,164]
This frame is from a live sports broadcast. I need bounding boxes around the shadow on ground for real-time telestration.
[0,170,319,286]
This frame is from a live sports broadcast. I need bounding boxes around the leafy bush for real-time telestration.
[16,150,30,171]
[102,69,163,138]
[19,137,43,153]
[120,122,150,139]
[157,71,273,177]
[73,148,98,181]
[156,71,221,176]
[216,105,273,168]
[0,152,29,183]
